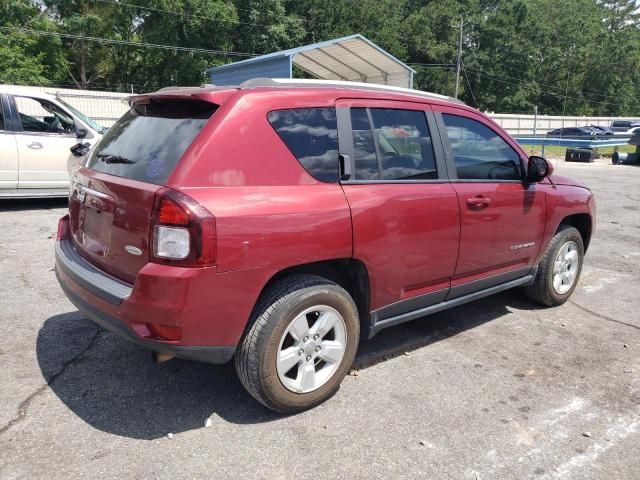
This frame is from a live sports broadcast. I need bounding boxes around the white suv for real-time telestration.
[0,88,105,197]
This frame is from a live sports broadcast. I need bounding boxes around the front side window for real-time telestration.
[442,114,522,181]
[268,108,339,183]
[14,96,75,134]
[58,98,105,134]
[350,107,437,181]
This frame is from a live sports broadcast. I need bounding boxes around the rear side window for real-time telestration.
[350,107,437,181]
[442,113,522,181]
[86,99,216,185]
[267,108,339,183]
[350,108,379,179]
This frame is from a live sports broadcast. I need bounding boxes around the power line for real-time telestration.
[461,59,478,108]
[464,67,626,107]
[464,65,623,102]
[0,26,257,57]
[408,63,455,68]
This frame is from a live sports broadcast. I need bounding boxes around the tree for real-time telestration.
[0,0,66,85]
[132,0,241,90]
[599,0,640,30]
[43,0,128,89]
[3,0,640,115]
[234,0,304,55]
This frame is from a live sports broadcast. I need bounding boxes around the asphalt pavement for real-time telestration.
[0,159,638,479]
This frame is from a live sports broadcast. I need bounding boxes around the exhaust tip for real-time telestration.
[152,351,175,363]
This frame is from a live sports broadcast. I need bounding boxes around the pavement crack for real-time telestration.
[569,299,640,331]
[0,327,101,437]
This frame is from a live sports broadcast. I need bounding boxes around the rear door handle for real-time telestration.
[28,142,43,150]
[466,195,491,208]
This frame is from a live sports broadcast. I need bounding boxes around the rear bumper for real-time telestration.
[55,235,240,364]
[57,273,235,363]
[55,239,132,306]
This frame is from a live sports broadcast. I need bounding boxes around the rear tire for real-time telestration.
[235,274,360,413]
[525,225,584,306]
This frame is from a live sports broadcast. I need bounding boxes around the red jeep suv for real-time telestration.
[55,78,595,412]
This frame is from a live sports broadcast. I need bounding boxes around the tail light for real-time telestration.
[150,187,216,267]
[57,214,71,240]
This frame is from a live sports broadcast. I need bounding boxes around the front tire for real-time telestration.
[525,225,584,306]
[235,274,360,413]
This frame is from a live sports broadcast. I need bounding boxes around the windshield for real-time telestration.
[85,99,217,185]
[58,98,106,133]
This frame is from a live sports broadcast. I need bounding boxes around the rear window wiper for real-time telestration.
[96,152,136,164]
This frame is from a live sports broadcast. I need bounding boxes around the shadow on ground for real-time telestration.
[0,198,68,212]
[37,290,535,440]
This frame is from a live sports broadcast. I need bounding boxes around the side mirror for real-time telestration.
[70,142,91,158]
[76,127,88,139]
[527,156,553,182]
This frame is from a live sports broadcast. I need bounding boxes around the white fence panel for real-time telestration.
[488,113,640,135]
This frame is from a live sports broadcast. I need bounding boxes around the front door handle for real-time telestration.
[466,195,491,209]
[28,142,43,150]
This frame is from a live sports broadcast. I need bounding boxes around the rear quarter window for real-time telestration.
[267,108,339,183]
[86,99,216,185]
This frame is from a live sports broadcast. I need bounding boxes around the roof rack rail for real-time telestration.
[239,78,464,104]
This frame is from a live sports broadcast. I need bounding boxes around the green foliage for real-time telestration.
[235,0,304,54]
[0,0,65,85]
[0,34,49,85]
[2,0,640,114]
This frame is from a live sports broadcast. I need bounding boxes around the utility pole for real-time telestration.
[532,105,538,155]
[454,16,464,99]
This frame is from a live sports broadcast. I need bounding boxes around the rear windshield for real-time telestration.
[86,99,216,184]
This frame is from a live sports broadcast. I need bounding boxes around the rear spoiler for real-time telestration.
[129,86,238,107]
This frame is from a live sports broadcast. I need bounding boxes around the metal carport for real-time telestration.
[207,34,415,88]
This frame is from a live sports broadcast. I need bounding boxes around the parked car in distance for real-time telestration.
[0,88,105,198]
[613,126,640,136]
[55,78,595,412]
[610,120,640,133]
[546,127,597,137]
[587,125,614,135]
